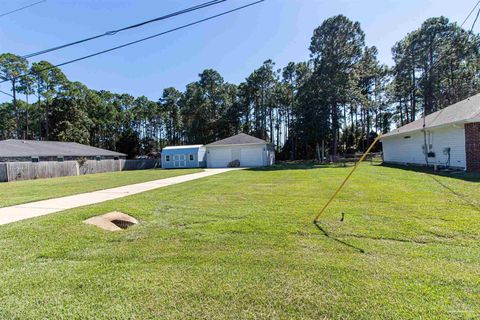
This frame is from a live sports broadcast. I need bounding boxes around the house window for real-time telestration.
[31,156,39,163]
[166,155,170,162]
[114,156,119,160]
[95,156,102,161]
[189,154,194,161]
[57,156,64,162]
[404,136,411,139]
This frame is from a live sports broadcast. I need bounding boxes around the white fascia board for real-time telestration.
[206,143,266,147]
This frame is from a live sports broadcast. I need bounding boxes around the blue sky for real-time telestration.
[0,0,479,102]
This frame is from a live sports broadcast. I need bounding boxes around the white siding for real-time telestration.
[207,147,232,168]
[206,145,269,168]
[382,125,466,169]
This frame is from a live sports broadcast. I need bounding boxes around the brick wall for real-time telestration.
[465,122,480,172]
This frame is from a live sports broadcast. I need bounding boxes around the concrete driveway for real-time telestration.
[0,168,237,226]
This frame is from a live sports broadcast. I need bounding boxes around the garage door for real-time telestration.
[208,148,231,168]
[240,147,264,167]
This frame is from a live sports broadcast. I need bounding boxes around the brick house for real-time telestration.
[0,140,126,162]
[381,93,480,172]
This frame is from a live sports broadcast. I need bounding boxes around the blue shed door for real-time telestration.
[173,154,186,167]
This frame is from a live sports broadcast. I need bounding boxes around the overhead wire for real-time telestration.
[396,0,480,166]
[0,0,265,85]
[314,1,480,222]
[0,89,13,98]
[21,0,227,59]
[469,5,480,32]
[0,0,46,18]
[461,0,480,27]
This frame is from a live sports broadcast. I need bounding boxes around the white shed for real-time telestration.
[206,133,275,168]
[381,93,480,172]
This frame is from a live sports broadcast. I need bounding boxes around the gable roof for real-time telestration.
[162,145,203,151]
[162,144,203,153]
[207,133,268,146]
[382,93,480,138]
[0,140,126,158]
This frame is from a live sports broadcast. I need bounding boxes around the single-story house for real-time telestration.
[381,93,480,172]
[161,145,206,169]
[0,139,126,162]
[206,133,275,168]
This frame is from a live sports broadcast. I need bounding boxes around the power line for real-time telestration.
[414,2,480,166]
[22,0,227,59]
[396,0,480,111]
[386,0,480,166]
[0,0,46,18]
[470,7,480,32]
[0,89,13,98]
[1,0,265,85]
[461,0,480,27]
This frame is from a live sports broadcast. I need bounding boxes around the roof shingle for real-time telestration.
[207,133,268,146]
[382,93,480,138]
[0,140,126,158]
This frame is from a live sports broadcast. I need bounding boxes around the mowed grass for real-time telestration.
[0,164,479,319]
[0,168,202,208]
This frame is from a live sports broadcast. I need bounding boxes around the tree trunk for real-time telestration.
[25,94,29,139]
[321,139,325,163]
[410,47,416,122]
[12,80,20,139]
[45,100,49,140]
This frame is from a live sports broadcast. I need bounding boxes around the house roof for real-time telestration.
[162,145,203,151]
[0,140,126,158]
[382,93,480,138]
[207,133,268,146]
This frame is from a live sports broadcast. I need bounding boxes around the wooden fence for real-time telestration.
[0,159,162,182]
[0,163,7,183]
[121,159,161,171]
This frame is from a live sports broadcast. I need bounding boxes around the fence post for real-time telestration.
[6,162,9,182]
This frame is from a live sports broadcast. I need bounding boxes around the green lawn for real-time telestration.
[0,168,202,208]
[0,164,479,319]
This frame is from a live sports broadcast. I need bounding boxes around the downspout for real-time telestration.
[422,109,429,167]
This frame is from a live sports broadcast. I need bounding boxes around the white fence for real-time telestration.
[0,159,161,182]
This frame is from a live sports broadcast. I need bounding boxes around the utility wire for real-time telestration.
[461,0,480,27]
[415,4,480,166]
[0,0,46,18]
[470,6,480,32]
[394,0,480,74]
[22,0,227,59]
[1,0,264,85]
[413,5,480,110]
[0,89,13,98]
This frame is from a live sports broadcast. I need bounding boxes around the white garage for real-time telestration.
[206,133,275,168]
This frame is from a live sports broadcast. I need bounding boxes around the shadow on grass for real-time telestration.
[246,162,382,172]
[313,221,365,254]
[429,175,480,213]
[382,163,480,183]
[246,163,318,171]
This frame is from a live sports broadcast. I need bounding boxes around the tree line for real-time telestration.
[1,15,479,159]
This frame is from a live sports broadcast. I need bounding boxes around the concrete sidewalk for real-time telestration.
[0,168,236,226]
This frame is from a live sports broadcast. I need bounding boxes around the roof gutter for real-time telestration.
[206,142,267,147]
[381,120,471,140]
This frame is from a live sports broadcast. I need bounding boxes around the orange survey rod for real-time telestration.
[313,134,382,223]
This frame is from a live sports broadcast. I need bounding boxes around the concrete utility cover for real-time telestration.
[83,211,138,231]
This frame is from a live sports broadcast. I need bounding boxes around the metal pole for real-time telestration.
[313,134,382,223]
